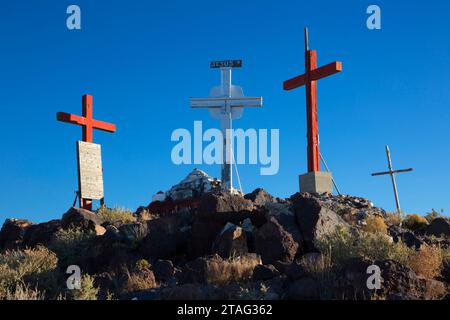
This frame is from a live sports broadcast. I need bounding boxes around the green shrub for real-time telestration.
[315,227,413,269]
[68,274,99,300]
[403,214,428,232]
[0,246,58,299]
[385,212,402,227]
[96,206,136,225]
[424,209,444,223]
[135,259,151,271]
[362,215,388,234]
[49,228,95,267]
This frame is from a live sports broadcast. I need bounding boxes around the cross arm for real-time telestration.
[283,74,306,91]
[56,112,85,125]
[311,61,342,81]
[283,61,342,91]
[190,97,262,108]
[92,119,116,133]
[371,168,414,176]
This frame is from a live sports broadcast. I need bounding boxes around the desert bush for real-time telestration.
[122,272,157,294]
[424,209,444,223]
[0,246,58,299]
[403,214,428,232]
[237,283,275,300]
[97,206,136,225]
[120,223,148,249]
[362,215,388,234]
[409,245,443,279]
[385,212,402,227]
[315,227,412,269]
[5,283,45,300]
[135,259,151,271]
[49,228,95,267]
[206,254,261,285]
[67,274,99,300]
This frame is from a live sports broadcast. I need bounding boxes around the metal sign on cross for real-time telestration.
[56,94,116,210]
[190,60,263,192]
[371,145,414,215]
[283,28,342,194]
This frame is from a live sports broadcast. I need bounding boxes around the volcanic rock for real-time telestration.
[61,207,103,232]
[252,264,280,281]
[255,217,299,264]
[212,223,248,258]
[286,276,320,300]
[291,193,350,251]
[0,218,34,250]
[425,217,450,237]
[244,188,275,206]
[22,219,61,248]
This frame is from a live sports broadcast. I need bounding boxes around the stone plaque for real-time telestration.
[77,141,104,200]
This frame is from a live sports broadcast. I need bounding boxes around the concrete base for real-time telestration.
[299,171,333,194]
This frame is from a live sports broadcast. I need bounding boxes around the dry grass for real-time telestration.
[0,246,58,300]
[403,214,428,232]
[49,227,94,267]
[121,270,157,295]
[385,212,402,227]
[409,245,443,279]
[315,227,413,269]
[96,206,136,225]
[205,254,261,285]
[5,283,45,300]
[363,215,388,234]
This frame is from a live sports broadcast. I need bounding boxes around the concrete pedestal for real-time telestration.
[299,171,333,194]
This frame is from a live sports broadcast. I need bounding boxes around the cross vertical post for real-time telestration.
[371,145,414,216]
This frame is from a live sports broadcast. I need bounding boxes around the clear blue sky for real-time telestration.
[0,0,449,223]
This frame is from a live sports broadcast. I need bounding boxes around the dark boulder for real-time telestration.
[425,217,450,237]
[389,226,423,249]
[255,217,299,264]
[61,207,103,232]
[22,219,61,248]
[252,264,280,281]
[291,193,350,251]
[286,277,320,300]
[139,216,184,260]
[244,188,275,206]
[212,223,248,258]
[153,259,176,283]
[0,218,34,250]
[338,258,447,300]
[187,219,224,259]
[198,191,265,227]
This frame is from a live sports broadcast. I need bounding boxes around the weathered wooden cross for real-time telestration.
[371,145,414,214]
[283,28,342,193]
[57,94,116,210]
[190,60,263,192]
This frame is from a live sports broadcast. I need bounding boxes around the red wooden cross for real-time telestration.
[56,94,116,210]
[283,28,342,172]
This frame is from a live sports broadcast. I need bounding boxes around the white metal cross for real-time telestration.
[190,60,263,192]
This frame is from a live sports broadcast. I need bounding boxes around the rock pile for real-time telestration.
[1,175,449,300]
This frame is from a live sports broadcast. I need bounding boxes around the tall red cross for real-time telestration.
[283,28,342,172]
[56,94,116,210]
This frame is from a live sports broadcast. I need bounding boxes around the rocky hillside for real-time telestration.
[0,185,449,300]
